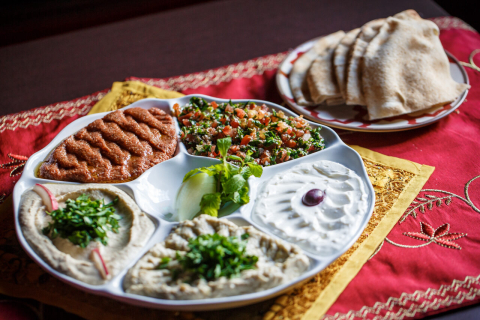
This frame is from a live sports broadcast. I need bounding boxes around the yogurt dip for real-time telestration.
[252,160,369,255]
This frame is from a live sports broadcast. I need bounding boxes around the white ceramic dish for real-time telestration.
[12,95,375,311]
[276,37,469,132]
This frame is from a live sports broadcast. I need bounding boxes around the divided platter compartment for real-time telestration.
[276,37,469,132]
[12,95,375,311]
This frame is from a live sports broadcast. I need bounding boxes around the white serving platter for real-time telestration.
[12,95,375,311]
[276,37,470,132]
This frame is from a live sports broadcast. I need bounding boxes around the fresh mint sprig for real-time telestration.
[182,137,262,217]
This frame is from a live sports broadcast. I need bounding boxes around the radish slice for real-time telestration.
[90,247,109,280]
[33,184,59,212]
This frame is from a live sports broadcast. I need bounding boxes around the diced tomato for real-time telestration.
[286,127,292,135]
[249,103,256,110]
[295,129,305,137]
[220,117,227,124]
[212,121,218,128]
[173,103,181,116]
[211,101,218,109]
[179,112,193,120]
[281,134,290,142]
[217,132,226,139]
[308,145,315,152]
[182,119,191,126]
[236,151,246,159]
[231,119,239,128]
[186,134,195,142]
[230,145,240,153]
[235,108,245,119]
[230,128,238,138]
[194,111,204,121]
[223,125,233,136]
[285,140,297,148]
[260,150,271,165]
[226,105,234,113]
[278,150,287,162]
[241,135,252,145]
[180,131,185,139]
[261,117,270,126]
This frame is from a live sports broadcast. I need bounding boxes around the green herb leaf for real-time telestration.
[171,233,258,282]
[157,257,171,269]
[217,137,232,158]
[222,174,246,194]
[247,163,263,178]
[183,168,201,182]
[200,193,222,217]
[42,194,121,248]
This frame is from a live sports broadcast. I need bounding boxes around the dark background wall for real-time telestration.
[1,0,477,48]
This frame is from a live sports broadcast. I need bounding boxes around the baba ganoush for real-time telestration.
[252,160,369,255]
[19,184,155,285]
[124,215,310,299]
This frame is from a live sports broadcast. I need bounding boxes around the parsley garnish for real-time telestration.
[42,194,121,248]
[182,137,263,217]
[158,233,258,282]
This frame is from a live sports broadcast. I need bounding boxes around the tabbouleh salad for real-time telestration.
[173,97,325,166]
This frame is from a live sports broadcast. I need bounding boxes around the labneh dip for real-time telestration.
[124,215,310,299]
[19,184,154,285]
[252,160,369,255]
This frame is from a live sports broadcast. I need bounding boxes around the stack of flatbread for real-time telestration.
[289,10,470,120]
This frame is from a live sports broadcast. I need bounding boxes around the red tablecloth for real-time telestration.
[1,16,479,319]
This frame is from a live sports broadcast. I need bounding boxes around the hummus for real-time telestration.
[252,160,369,255]
[124,215,310,299]
[19,184,155,285]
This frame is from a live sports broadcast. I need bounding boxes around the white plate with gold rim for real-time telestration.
[13,95,374,311]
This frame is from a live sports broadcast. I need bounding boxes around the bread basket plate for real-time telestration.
[12,95,374,311]
[276,37,469,132]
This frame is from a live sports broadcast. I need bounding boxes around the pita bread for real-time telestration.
[362,11,470,120]
[306,31,346,104]
[333,28,360,98]
[326,97,346,106]
[344,10,421,106]
[344,19,385,105]
[289,31,345,106]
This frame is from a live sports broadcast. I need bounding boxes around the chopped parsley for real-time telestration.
[42,194,121,248]
[158,233,258,282]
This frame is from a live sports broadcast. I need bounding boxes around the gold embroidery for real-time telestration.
[114,90,148,110]
[0,92,106,133]
[264,158,415,320]
[400,175,480,223]
[430,16,476,32]
[139,53,287,91]
[322,274,480,319]
[459,49,480,72]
